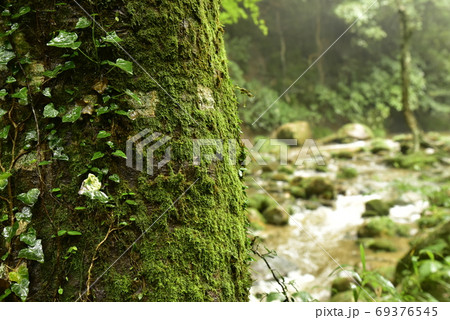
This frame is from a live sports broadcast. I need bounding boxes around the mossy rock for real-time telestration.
[337,166,358,179]
[278,165,295,175]
[338,123,374,141]
[246,208,266,231]
[272,172,290,182]
[368,239,398,252]
[290,186,306,198]
[303,177,336,200]
[274,121,312,144]
[261,162,279,173]
[362,199,390,218]
[418,208,450,229]
[331,151,354,159]
[386,152,438,170]
[262,205,290,226]
[315,164,328,172]
[247,194,276,213]
[370,138,392,154]
[357,217,410,238]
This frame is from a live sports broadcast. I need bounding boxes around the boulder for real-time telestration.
[289,176,336,200]
[357,217,410,238]
[368,239,397,252]
[247,194,276,213]
[246,208,266,230]
[274,121,312,144]
[362,199,390,218]
[338,123,373,141]
[262,205,290,226]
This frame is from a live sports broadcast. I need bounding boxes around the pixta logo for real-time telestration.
[126,129,171,176]
[127,130,325,176]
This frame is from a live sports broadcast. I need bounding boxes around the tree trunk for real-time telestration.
[0,0,250,301]
[398,3,422,153]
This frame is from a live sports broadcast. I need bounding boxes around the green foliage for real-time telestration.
[221,0,267,35]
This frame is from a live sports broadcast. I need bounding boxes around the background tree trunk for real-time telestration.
[1,0,250,301]
[398,2,422,153]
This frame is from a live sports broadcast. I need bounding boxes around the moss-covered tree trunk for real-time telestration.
[0,0,250,301]
[397,2,422,153]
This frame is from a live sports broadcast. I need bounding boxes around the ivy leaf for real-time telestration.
[0,89,7,99]
[91,152,105,161]
[124,89,142,105]
[11,6,31,19]
[0,108,7,118]
[0,46,16,65]
[0,172,12,191]
[106,58,133,75]
[2,222,19,243]
[9,264,29,302]
[43,61,75,78]
[96,131,111,139]
[62,106,82,123]
[11,87,28,105]
[75,17,91,29]
[6,76,16,83]
[47,31,81,49]
[109,174,120,183]
[17,188,40,207]
[20,227,37,246]
[43,103,59,118]
[0,23,19,38]
[18,239,44,263]
[102,31,122,43]
[16,207,32,223]
[0,125,10,140]
[112,150,127,159]
[42,87,52,97]
[11,279,29,302]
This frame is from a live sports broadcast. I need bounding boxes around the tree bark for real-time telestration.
[0,0,250,301]
[398,2,422,153]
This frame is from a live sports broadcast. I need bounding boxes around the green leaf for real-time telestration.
[11,279,29,301]
[2,222,18,243]
[58,287,64,295]
[0,214,7,222]
[75,17,91,29]
[6,76,16,83]
[0,172,12,190]
[42,87,52,97]
[11,6,31,19]
[266,292,286,302]
[0,108,7,118]
[112,150,127,159]
[91,152,105,161]
[96,106,109,116]
[43,61,75,78]
[20,227,37,246]
[0,46,16,65]
[0,23,19,38]
[47,31,81,49]
[17,188,40,206]
[102,31,122,43]
[57,230,67,237]
[97,131,111,139]
[11,87,28,105]
[106,58,133,75]
[16,206,32,222]
[62,106,82,123]
[43,103,59,118]
[124,89,142,105]
[419,260,443,279]
[67,231,82,236]
[0,89,7,99]
[18,239,44,263]
[74,206,86,211]
[0,125,10,139]
[0,288,11,301]
[83,190,109,203]
[125,199,137,205]
[109,174,120,183]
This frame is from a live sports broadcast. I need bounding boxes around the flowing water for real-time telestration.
[248,149,434,301]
